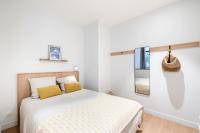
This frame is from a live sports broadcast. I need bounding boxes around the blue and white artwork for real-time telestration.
[49,45,61,60]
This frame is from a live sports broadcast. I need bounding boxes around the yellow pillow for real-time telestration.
[38,85,61,99]
[64,82,81,93]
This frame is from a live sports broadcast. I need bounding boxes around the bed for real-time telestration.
[17,71,143,133]
[135,78,149,95]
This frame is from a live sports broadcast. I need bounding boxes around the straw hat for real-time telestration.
[162,55,181,71]
[162,45,181,72]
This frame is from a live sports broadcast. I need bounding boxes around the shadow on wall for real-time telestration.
[163,70,185,109]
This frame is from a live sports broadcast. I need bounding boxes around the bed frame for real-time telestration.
[17,71,79,125]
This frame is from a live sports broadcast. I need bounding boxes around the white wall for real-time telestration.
[83,22,111,92]
[98,23,111,93]
[83,22,99,91]
[110,0,200,129]
[0,0,84,130]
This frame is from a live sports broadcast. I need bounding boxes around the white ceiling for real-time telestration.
[13,0,181,26]
[53,0,181,26]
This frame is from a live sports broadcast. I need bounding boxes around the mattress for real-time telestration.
[135,78,149,94]
[20,89,143,133]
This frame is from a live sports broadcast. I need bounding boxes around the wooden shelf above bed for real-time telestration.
[39,58,68,62]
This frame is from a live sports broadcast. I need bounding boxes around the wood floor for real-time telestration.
[138,113,198,133]
[2,113,198,133]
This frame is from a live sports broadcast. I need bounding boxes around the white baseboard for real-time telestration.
[198,123,200,133]
[144,108,198,129]
[198,116,200,133]
[1,120,17,131]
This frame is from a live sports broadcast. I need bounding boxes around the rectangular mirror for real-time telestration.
[134,46,150,95]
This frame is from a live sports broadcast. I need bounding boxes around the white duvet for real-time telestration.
[135,78,149,94]
[20,89,143,133]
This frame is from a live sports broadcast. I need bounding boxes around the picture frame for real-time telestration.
[48,45,62,60]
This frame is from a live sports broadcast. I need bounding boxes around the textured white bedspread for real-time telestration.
[20,89,143,133]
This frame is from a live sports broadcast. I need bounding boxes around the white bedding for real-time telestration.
[135,78,149,94]
[20,89,143,133]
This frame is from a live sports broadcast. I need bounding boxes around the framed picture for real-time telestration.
[48,45,61,60]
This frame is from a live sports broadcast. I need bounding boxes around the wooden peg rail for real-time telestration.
[110,41,200,56]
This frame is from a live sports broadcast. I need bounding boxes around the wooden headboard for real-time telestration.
[17,71,79,124]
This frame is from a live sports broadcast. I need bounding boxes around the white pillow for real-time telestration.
[29,77,56,98]
[57,76,77,91]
